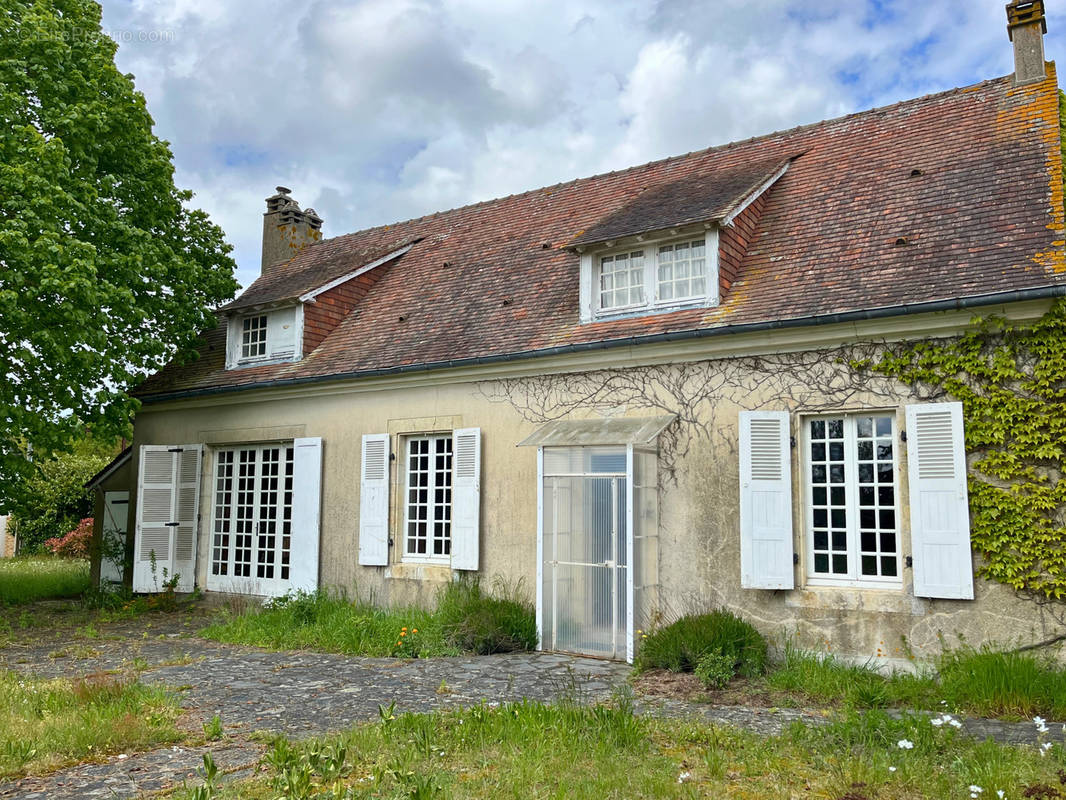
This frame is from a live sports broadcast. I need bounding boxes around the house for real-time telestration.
[92,2,1066,664]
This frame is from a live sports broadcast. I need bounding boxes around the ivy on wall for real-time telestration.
[868,302,1066,600]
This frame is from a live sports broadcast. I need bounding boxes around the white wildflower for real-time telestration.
[117,754,128,760]
[1041,742,1053,755]
[970,787,983,794]
[996,791,1005,799]
[897,739,914,750]
[889,766,897,772]
[678,771,691,784]
[950,719,963,729]
[931,718,944,727]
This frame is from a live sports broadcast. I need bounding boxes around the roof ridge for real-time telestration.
[316,73,1011,246]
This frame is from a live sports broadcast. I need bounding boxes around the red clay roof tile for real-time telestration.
[136,70,1066,399]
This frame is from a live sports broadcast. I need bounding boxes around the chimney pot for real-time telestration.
[261,187,323,275]
[1006,0,1047,85]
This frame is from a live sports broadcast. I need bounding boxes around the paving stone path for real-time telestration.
[0,613,1060,799]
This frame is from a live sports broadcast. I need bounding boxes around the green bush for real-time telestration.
[436,578,537,655]
[694,650,736,688]
[5,436,116,553]
[634,610,768,677]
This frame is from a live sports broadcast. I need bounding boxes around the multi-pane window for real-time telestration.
[404,436,453,561]
[656,238,706,301]
[211,445,294,585]
[598,251,645,310]
[594,236,711,316]
[241,315,268,360]
[807,414,900,584]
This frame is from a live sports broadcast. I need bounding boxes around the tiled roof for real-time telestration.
[136,69,1066,400]
[568,155,793,247]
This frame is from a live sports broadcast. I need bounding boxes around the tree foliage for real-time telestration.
[8,433,114,553]
[0,0,237,503]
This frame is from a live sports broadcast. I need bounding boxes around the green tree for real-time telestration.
[8,433,115,553]
[0,0,238,504]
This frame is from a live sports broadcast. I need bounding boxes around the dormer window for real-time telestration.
[225,305,302,370]
[241,315,268,360]
[580,231,720,322]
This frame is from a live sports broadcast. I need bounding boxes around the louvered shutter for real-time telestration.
[906,402,974,599]
[739,411,795,589]
[172,446,202,592]
[359,434,390,566]
[134,445,201,593]
[290,437,323,591]
[451,428,481,571]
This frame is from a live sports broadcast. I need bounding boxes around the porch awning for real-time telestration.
[516,414,676,447]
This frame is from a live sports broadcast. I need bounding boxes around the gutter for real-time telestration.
[139,284,1066,405]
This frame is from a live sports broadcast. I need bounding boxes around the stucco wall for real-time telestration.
[127,305,1062,666]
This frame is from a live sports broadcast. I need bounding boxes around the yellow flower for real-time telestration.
[396,641,402,646]
[412,628,418,634]
[402,627,408,632]
[400,631,406,637]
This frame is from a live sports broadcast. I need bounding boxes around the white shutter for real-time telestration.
[358,433,390,566]
[290,437,323,591]
[172,446,202,592]
[906,402,974,599]
[133,445,201,593]
[739,411,795,590]
[451,428,481,571]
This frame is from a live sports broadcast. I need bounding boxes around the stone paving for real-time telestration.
[0,610,1061,799]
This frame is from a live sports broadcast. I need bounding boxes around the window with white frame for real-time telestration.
[591,234,715,317]
[805,414,900,584]
[599,250,646,310]
[241,315,268,360]
[403,435,453,562]
[656,239,706,301]
[211,444,294,584]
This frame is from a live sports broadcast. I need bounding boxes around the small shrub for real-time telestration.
[44,517,93,558]
[635,610,768,677]
[436,578,537,655]
[694,650,736,688]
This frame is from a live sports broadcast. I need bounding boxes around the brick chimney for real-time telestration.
[261,186,323,274]
[1006,0,1047,86]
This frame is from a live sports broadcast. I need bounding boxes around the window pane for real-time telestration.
[405,435,453,560]
[832,554,848,574]
[655,238,706,301]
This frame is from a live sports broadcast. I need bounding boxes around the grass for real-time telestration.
[765,644,1066,719]
[200,579,537,658]
[0,557,90,604]
[173,697,1066,800]
[0,670,183,778]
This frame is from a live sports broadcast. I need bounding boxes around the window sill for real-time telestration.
[785,586,928,616]
[590,298,718,324]
[385,562,452,582]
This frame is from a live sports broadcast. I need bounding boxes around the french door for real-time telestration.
[209,444,294,595]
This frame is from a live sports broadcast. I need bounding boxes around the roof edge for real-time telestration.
[137,284,1066,405]
[84,446,132,489]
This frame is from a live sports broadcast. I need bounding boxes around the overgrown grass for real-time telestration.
[766,644,1066,718]
[633,609,768,677]
[200,579,536,658]
[0,557,90,604]
[0,670,182,778]
[175,697,1066,800]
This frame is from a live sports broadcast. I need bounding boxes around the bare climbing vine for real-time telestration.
[480,341,903,483]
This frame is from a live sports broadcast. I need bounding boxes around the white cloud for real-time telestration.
[97,0,1066,292]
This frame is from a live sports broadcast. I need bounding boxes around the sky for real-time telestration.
[97,0,1066,291]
